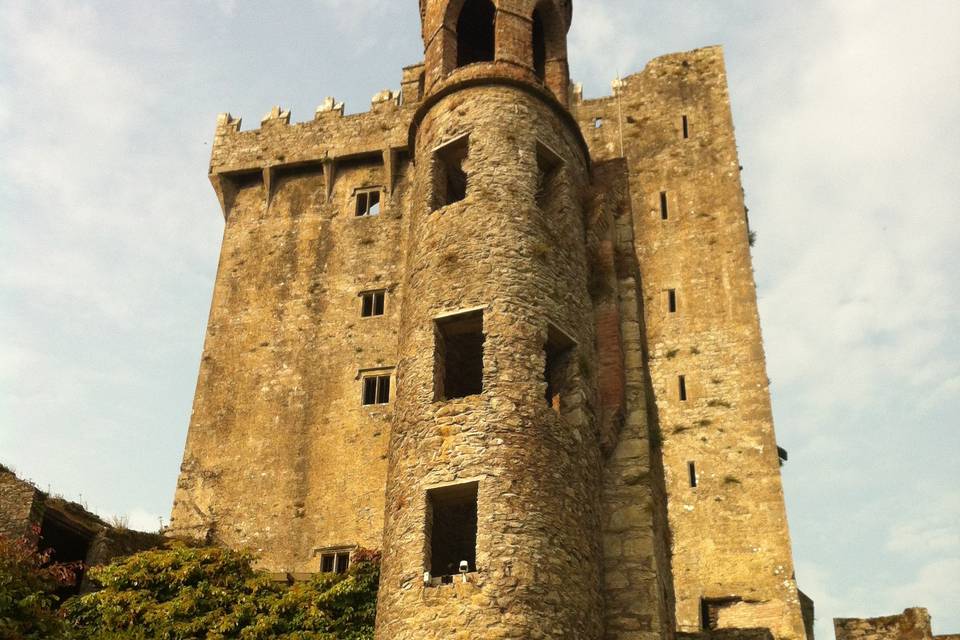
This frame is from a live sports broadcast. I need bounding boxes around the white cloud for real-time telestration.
[886,488,960,556]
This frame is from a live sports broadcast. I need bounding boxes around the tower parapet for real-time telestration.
[419,0,572,103]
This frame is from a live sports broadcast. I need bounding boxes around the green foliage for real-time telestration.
[61,545,381,640]
[0,525,79,640]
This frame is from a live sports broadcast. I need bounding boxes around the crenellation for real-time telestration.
[315,96,345,117]
[260,105,291,126]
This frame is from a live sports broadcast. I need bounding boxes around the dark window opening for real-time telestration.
[678,375,687,401]
[536,141,563,209]
[428,482,478,578]
[456,0,495,68]
[320,550,351,574]
[362,374,391,405]
[545,324,575,412]
[435,310,484,400]
[355,189,381,217]
[39,513,92,597]
[432,135,469,210]
[532,8,547,80]
[688,461,698,488]
[682,115,690,139]
[667,289,677,313]
[361,290,386,317]
[660,191,669,220]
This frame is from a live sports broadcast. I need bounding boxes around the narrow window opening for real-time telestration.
[660,191,669,220]
[544,324,575,412]
[355,189,382,217]
[432,135,469,210]
[320,550,351,574]
[362,374,391,405]
[678,375,687,401]
[682,115,689,139]
[532,9,546,80]
[667,289,677,313]
[428,482,478,579]
[594,117,603,129]
[435,310,484,400]
[688,461,698,488]
[456,0,495,68]
[360,290,386,318]
[535,141,563,210]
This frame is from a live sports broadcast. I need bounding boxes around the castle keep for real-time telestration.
[169,1,812,637]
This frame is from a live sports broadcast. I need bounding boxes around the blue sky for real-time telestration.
[1,1,957,637]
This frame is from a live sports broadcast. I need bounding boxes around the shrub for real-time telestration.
[0,525,79,640]
[61,544,380,640]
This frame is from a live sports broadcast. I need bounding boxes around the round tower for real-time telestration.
[376,2,604,638]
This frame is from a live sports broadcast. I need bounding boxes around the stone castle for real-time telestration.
[168,1,811,638]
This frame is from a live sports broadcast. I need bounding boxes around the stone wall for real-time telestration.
[0,465,41,540]
[679,630,774,640]
[169,92,418,572]
[573,46,808,640]
[376,76,603,639]
[593,159,677,640]
[0,465,164,588]
[834,608,935,640]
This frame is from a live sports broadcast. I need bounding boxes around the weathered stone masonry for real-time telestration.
[170,2,814,638]
[1,465,163,592]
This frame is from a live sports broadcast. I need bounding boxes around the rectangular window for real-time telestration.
[594,117,603,129]
[667,289,677,313]
[355,189,382,217]
[360,290,386,317]
[545,324,575,412]
[678,375,687,401]
[434,310,484,400]
[535,141,563,210]
[362,374,391,405]
[427,482,478,579]
[320,550,351,574]
[688,461,698,488]
[682,115,689,139]
[432,134,468,210]
[660,191,669,220]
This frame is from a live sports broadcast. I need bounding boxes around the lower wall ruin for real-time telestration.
[834,608,934,640]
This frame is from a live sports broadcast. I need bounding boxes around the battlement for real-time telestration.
[208,63,426,178]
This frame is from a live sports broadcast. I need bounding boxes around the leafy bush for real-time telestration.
[62,545,380,640]
[0,525,79,640]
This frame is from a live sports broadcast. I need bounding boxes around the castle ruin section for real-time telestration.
[834,608,959,640]
[170,2,817,638]
[573,47,809,639]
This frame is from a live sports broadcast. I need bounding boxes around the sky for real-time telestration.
[0,0,957,637]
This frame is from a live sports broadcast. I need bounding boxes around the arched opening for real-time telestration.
[456,0,495,68]
[532,8,547,80]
